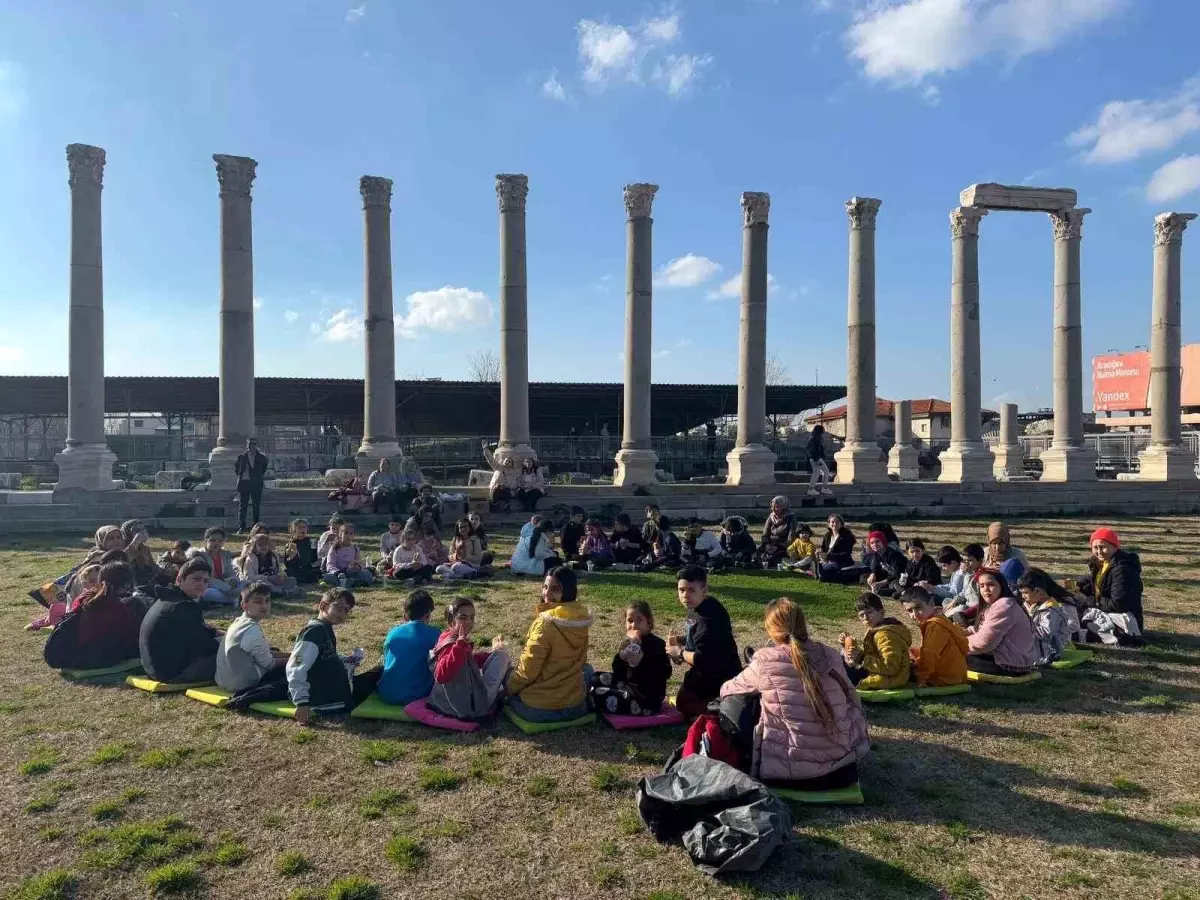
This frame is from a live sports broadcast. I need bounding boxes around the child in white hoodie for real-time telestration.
[216,581,289,693]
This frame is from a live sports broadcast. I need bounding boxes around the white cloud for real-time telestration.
[1146,155,1200,204]
[314,309,363,343]
[346,3,366,22]
[0,344,26,367]
[654,254,722,289]
[396,286,493,339]
[846,0,1124,88]
[653,53,712,97]
[0,61,25,119]
[578,20,639,84]
[1068,76,1200,165]
[252,296,264,311]
[284,310,300,324]
[642,13,682,43]
[542,71,567,102]
[706,273,780,300]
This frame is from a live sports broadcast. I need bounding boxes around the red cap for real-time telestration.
[867,531,888,545]
[1089,527,1120,549]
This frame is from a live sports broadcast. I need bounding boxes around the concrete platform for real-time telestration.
[2,479,1200,534]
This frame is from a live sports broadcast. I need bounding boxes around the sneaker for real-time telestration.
[820,488,834,495]
[806,488,820,496]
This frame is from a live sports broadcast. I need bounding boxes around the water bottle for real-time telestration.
[586,560,595,573]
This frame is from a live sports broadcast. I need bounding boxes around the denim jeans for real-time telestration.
[506,664,593,722]
[322,569,376,588]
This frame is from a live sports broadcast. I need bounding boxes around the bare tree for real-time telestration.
[765,354,792,438]
[467,349,501,382]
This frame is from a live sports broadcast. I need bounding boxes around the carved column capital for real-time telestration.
[213,154,257,198]
[845,196,881,230]
[741,191,770,227]
[360,176,393,210]
[496,174,529,212]
[1050,207,1091,241]
[623,183,658,219]
[949,206,988,238]
[1154,211,1199,246]
[66,144,105,190]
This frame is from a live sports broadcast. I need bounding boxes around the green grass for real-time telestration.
[1111,777,1149,797]
[89,799,127,822]
[209,839,251,866]
[7,870,79,900]
[418,743,448,764]
[79,816,202,871]
[943,871,988,900]
[359,740,407,765]
[616,810,642,835]
[18,748,63,777]
[590,763,627,793]
[593,866,624,889]
[425,819,469,839]
[275,850,313,876]
[291,729,318,745]
[37,827,66,842]
[88,743,128,766]
[623,742,666,765]
[358,789,416,820]
[326,876,382,900]
[385,835,428,873]
[526,775,558,798]
[418,766,461,792]
[136,747,192,770]
[918,702,961,719]
[143,861,203,896]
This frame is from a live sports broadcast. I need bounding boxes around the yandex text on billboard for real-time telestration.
[1092,345,1200,411]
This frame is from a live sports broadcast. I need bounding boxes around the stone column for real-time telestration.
[887,400,919,481]
[495,174,535,464]
[54,143,120,492]
[207,154,258,491]
[1041,209,1096,482]
[992,403,1026,480]
[355,176,401,473]
[726,192,777,485]
[614,183,659,487]
[1139,212,1198,480]
[835,196,887,483]
[939,206,995,482]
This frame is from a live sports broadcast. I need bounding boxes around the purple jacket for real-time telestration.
[721,641,870,782]
[579,530,614,562]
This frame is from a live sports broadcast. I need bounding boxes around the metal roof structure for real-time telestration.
[0,376,845,436]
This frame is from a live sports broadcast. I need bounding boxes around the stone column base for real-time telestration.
[886,446,920,481]
[991,445,1025,480]
[1137,445,1196,481]
[1039,445,1097,482]
[613,448,658,487]
[355,440,403,476]
[725,444,777,485]
[495,443,538,467]
[835,442,888,483]
[938,443,996,483]
[53,443,121,493]
[205,444,242,492]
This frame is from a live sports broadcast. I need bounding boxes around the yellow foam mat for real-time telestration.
[856,688,916,703]
[185,686,233,707]
[914,683,971,697]
[966,669,1042,685]
[126,676,214,694]
[774,783,865,805]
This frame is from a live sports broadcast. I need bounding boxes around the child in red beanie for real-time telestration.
[1074,528,1144,646]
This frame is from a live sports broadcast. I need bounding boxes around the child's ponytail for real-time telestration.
[766,597,836,733]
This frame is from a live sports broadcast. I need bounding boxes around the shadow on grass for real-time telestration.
[866,736,1200,859]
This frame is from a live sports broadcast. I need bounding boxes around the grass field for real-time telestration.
[2,516,1199,900]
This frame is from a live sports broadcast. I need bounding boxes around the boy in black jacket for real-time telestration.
[138,557,221,684]
[286,587,381,724]
[899,538,941,593]
[720,517,757,568]
[668,565,741,719]
[283,518,321,584]
[560,507,587,563]
[865,530,909,597]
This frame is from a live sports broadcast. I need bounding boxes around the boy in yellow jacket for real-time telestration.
[839,591,912,690]
[506,566,593,722]
[783,523,817,574]
[901,585,969,686]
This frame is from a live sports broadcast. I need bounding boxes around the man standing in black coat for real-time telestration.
[234,437,269,532]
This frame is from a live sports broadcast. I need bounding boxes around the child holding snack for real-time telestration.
[590,601,672,716]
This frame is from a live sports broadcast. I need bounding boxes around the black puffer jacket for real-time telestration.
[1080,550,1144,630]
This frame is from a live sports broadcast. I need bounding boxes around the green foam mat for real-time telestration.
[59,659,144,681]
[856,688,916,703]
[126,675,214,694]
[966,669,1042,685]
[503,705,596,734]
[349,692,415,722]
[774,783,865,805]
[915,683,971,697]
[1050,647,1094,670]
[249,700,346,719]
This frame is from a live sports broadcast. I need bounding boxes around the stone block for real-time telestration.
[725,445,777,486]
[613,448,658,488]
[1040,446,1097,483]
[325,468,358,487]
[154,470,189,490]
[1137,445,1197,481]
[959,183,1077,212]
[937,444,996,484]
[835,443,889,484]
[0,473,21,490]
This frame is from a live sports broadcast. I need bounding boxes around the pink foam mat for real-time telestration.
[602,704,685,730]
[403,699,482,732]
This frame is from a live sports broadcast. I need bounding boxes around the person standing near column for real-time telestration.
[234,437,268,532]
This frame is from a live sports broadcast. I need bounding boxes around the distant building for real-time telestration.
[806,398,996,443]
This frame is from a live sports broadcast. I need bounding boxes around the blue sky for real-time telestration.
[1,0,1198,414]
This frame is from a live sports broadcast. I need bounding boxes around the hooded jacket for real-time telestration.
[429,630,495,720]
[510,524,556,576]
[138,585,219,682]
[506,600,593,711]
[968,596,1038,672]
[720,641,870,782]
[1028,600,1073,666]
[1081,550,1144,630]
[858,617,913,690]
[759,513,795,551]
[914,615,969,686]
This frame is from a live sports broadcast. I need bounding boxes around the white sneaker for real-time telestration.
[806,488,820,496]
[820,488,834,495]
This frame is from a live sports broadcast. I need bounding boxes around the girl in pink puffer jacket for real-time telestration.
[721,597,870,785]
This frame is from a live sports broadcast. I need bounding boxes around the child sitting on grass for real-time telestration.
[376,590,442,706]
[187,526,241,606]
[316,513,344,560]
[942,543,985,626]
[429,596,512,721]
[380,517,404,559]
[409,483,443,533]
[900,539,941,593]
[436,517,486,581]
[560,507,587,564]
[1016,568,1078,666]
[757,496,795,568]
[283,518,321,585]
[322,521,375,588]
[385,529,435,585]
[783,523,816,574]
[839,591,912,690]
[577,518,615,570]
[610,514,647,569]
[468,513,494,567]
[28,564,100,631]
[681,519,724,568]
[720,517,757,568]
[216,580,289,694]
[157,541,190,580]
[418,522,450,570]
[286,587,381,724]
[865,531,909,598]
[901,586,968,687]
[139,557,221,684]
[590,601,672,716]
[638,515,682,572]
[668,565,742,719]
[236,532,299,598]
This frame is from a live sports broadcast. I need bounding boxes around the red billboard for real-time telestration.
[1092,352,1150,411]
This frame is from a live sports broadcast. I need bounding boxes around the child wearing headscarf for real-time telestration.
[984,522,1028,570]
